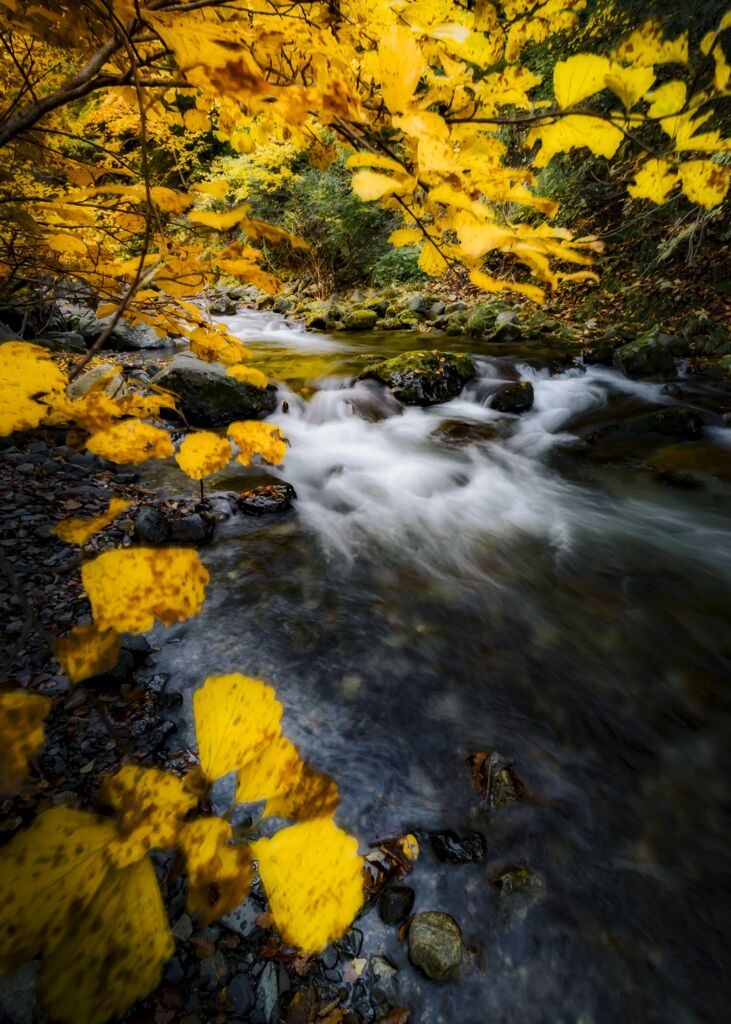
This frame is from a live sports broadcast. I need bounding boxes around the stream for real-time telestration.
[145,310,730,1023]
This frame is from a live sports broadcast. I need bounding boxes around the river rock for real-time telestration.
[495,310,520,327]
[67,361,124,399]
[408,912,462,979]
[625,405,704,440]
[236,482,296,515]
[404,291,430,316]
[344,309,378,331]
[170,512,214,545]
[134,507,172,544]
[357,350,475,405]
[378,884,415,925]
[34,330,87,353]
[228,973,255,1016]
[153,353,277,426]
[491,381,534,413]
[613,333,676,377]
[430,830,486,864]
[88,314,171,351]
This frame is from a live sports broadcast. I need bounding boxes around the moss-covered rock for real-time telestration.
[465,300,510,337]
[491,381,534,414]
[356,349,475,405]
[613,332,677,377]
[625,406,704,440]
[343,309,378,330]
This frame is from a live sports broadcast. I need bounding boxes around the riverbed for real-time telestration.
[145,310,731,1023]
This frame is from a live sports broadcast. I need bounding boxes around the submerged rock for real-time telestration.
[356,350,475,405]
[343,309,378,331]
[153,353,277,427]
[625,405,704,440]
[408,912,462,979]
[378,884,415,925]
[430,830,486,864]
[236,482,296,515]
[491,381,534,414]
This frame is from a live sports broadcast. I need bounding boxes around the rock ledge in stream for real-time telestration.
[491,380,534,414]
[153,352,277,426]
[356,350,475,405]
[408,912,462,979]
[236,482,296,515]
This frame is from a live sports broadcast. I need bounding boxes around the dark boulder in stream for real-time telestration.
[356,350,475,405]
[153,352,277,426]
[236,482,296,515]
[491,380,534,414]
[378,884,415,925]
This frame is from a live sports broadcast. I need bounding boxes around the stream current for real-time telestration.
[146,310,730,1023]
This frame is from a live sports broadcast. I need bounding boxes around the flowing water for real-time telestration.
[146,311,731,1023]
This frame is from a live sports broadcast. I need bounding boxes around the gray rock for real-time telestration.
[172,914,193,941]
[200,951,228,987]
[625,405,704,440]
[404,291,430,316]
[273,297,292,314]
[427,301,446,320]
[495,310,520,327]
[370,956,398,984]
[221,898,261,938]
[445,301,468,314]
[0,320,19,342]
[236,482,296,516]
[67,361,124,399]
[408,912,462,979]
[613,332,677,378]
[491,381,534,414]
[153,352,277,427]
[34,330,86,353]
[135,507,171,545]
[356,350,475,406]
[0,962,39,1024]
[228,973,255,1016]
[170,512,214,546]
[94,314,173,351]
[429,830,486,864]
[256,961,278,1022]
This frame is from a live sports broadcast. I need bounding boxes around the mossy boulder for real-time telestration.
[356,349,475,405]
[491,381,534,414]
[625,406,704,440]
[613,332,677,378]
[343,309,378,331]
[466,301,510,337]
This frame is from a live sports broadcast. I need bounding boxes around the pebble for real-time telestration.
[378,884,415,925]
[408,912,462,979]
[228,973,255,1016]
[430,830,487,864]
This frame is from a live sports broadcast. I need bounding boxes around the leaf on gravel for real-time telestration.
[52,498,132,545]
[55,623,121,684]
[194,673,283,781]
[81,547,209,633]
[251,818,363,954]
[0,691,52,795]
[178,817,253,926]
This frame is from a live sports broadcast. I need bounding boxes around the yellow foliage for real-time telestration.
[470,269,545,304]
[0,807,117,970]
[188,205,250,230]
[175,431,232,480]
[81,547,209,633]
[52,497,131,545]
[0,691,51,795]
[0,342,66,436]
[193,180,229,200]
[102,765,198,868]
[604,63,655,110]
[678,160,731,209]
[613,19,688,66]
[227,421,287,467]
[528,115,624,167]
[351,170,411,201]
[227,364,269,388]
[178,818,254,926]
[189,326,251,366]
[86,420,174,464]
[194,673,283,781]
[628,159,678,203]
[378,25,424,114]
[55,624,121,685]
[183,108,210,133]
[553,54,611,108]
[40,857,173,1024]
[236,736,339,821]
[46,232,87,255]
[251,818,363,954]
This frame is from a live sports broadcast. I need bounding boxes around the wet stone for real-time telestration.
[430,830,486,864]
[378,884,415,925]
[491,381,534,414]
[170,512,215,546]
[228,973,255,1016]
[134,506,172,545]
[408,912,462,980]
[236,482,296,516]
[255,961,278,1022]
[200,952,228,987]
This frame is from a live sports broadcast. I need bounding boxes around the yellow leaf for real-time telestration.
[604,63,655,110]
[189,327,250,366]
[388,228,422,247]
[214,259,283,294]
[183,108,210,132]
[188,205,250,230]
[236,736,339,821]
[379,25,423,114]
[55,624,121,685]
[418,240,448,277]
[345,153,406,175]
[613,20,688,66]
[46,232,87,256]
[41,857,173,1024]
[528,115,624,168]
[0,341,67,436]
[192,180,229,200]
[553,54,611,108]
[175,431,231,480]
[178,818,253,926]
[309,142,339,171]
[351,170,411,202]
[102,765,198,868]
[628,159,678,203]
[0,692,51,795]
[251,818,363,954]
[469,269,545,303]
[52,497,132,545]
[227,421,286,467]
[647,80,686,121]
[678,160,731,208]
[226,364,268,388]
[86,419,174,464]
[82,547,209,633]
[0,808,116,970]
[194,673,283,781]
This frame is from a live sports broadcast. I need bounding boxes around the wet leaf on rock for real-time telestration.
[178,817,254,926]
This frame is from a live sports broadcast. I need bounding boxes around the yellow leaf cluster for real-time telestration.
[52,497,131,545]
[227,364,269,388]
[0,691,51,795]
[227,421,287,467]
[175,431,231,480]
[86,420,174,464]
[0,342,66,436]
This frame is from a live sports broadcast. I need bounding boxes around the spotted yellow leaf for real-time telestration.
[227,421,286,467]
[175,431,231,480]
[41,856,173,1024]
[528,115,624,168]
[226,364,268,388]
[55,623,121,685]
[236,736,339,820]
[613,19,688,66]
[81,547,209,633]
[628,159,678,203]
[351,171,410,202]
[0,807,116,970]
[0,691,51,795]
[252,818,363,954]
[189,327,250,366]
[52,498,132,545]
[604,63,655,110]
[379,25,423,114]
[678,160,731,208]
[178,817,253,926]
[194,674,283,781]
[86,419,174,464]
[0,341,66,436]
[46,233,87,256]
